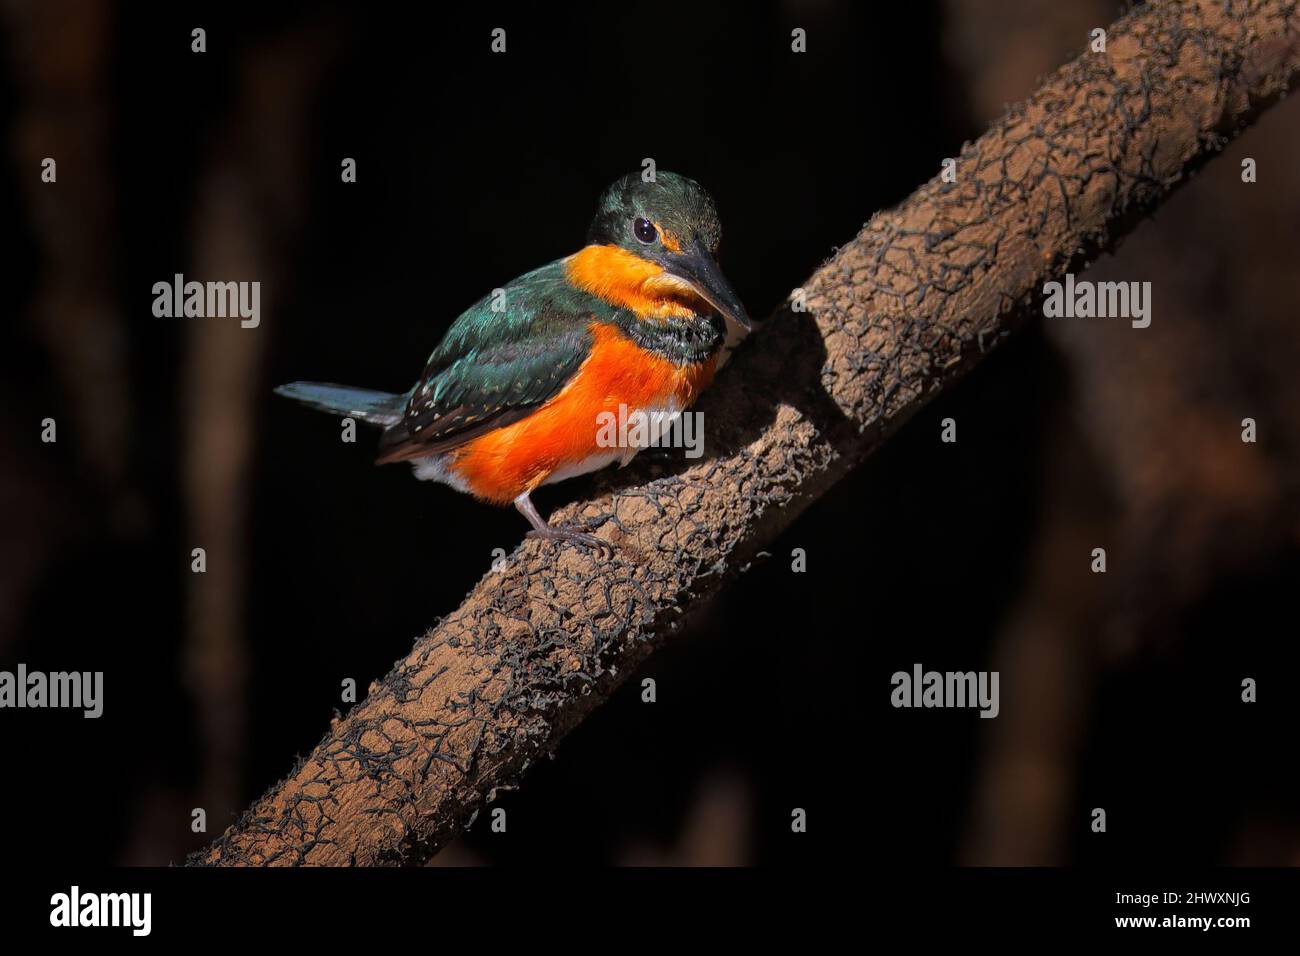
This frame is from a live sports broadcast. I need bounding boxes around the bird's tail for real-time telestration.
[273,381,405,426]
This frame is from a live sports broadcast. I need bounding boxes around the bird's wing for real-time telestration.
[375,262,602,463]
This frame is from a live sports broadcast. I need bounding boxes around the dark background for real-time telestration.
[2,0,1298,867]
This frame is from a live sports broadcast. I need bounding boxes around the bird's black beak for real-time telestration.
[664,239,752,331]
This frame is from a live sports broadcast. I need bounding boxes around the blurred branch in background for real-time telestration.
[193,1,1300,865]
[4,0,129,497]
[0,0,128,658]
[2,0,341,864]
[172,23,341,861]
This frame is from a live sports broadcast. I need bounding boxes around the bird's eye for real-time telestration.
[633,217,657,244]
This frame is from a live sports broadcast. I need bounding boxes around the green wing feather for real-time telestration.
[376,261,611,463]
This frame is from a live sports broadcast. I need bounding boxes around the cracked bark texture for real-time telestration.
[194,0,1300,865]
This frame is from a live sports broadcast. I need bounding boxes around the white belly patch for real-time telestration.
[410,453,471,492]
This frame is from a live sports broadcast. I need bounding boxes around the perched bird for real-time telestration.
[276,171,751,550]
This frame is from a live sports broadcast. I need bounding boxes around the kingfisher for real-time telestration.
[275,171,751,551]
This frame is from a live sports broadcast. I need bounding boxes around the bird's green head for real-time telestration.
[587,171,722,255]
[571,171,750,329]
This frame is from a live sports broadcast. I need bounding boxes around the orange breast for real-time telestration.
[447,322,717,503]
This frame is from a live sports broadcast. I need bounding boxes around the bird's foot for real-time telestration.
[515,491,614,557]
[525,524,614,557]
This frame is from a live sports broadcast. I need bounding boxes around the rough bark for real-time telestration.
[195,0,1300,865]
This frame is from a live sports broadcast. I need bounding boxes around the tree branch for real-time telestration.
[194,0,1300,865]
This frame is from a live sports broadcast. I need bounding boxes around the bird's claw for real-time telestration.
[526,524,615,558]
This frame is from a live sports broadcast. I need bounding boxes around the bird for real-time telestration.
[275,171,751,551]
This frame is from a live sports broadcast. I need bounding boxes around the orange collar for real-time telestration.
[565,244,709,320]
